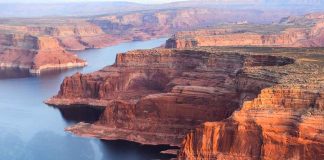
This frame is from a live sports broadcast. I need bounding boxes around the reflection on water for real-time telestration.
[0,131,97,160]
[0,68,30,79]
[101,140,179,160]
[0,38,172,160]
[58,106,104,123]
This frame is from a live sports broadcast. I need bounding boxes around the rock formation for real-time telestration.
[179,84,324,160]
[177,47,324,159]
[0,8,306,73]
[0,20,111,73]
[46,47,324,158]
[165,13,324,48]
[46,46,324,151]
[0,33,86,74]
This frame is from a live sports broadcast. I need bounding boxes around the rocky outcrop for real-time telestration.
[46,47,313,148]
[0,19,140,73]
[165,13,324,48]
[0,33,86,74]
[0,21,111,73]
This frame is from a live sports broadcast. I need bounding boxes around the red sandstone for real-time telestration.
[166,13,324,48]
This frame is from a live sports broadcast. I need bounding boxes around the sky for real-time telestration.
[0,0,187,4]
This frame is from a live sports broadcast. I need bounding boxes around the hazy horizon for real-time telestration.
[1,0,324,4]
[0,0,323,18]
[0,0,188,4]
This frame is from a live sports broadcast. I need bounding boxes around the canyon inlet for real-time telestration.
[46,46,324,159]
[0,1,323,160]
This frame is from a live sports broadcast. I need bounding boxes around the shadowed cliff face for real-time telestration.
[165,13,324,48]
[45,47,302,147]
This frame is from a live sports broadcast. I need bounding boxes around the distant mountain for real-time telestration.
[263,0,324,5]
[0,0,323,18]
[0,2,148,17]
[184,0,324,5]
[170,0,324,6]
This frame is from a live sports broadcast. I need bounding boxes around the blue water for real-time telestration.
[0,38,171,160]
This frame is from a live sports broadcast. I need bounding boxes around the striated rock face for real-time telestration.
[178,47,324,159]
[179,85,324,160]
[45,47,311,147]
[165,13,324,48]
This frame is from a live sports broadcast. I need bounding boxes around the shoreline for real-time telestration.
[29,62,88,75]
[0,37,168,75]
[0,62,87,75]
[0,63,31,70]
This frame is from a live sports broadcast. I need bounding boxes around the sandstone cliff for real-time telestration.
[179,85,324,160]
[0,33,86,74]
[45,47,324,158]
[46,46,324,148]
[165,13,324,48]
[178,47,324,160]
[0,20,110,73]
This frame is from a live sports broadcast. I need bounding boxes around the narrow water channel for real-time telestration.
[0,38,176,160]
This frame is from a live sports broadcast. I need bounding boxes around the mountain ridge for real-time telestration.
[0,0,323,18]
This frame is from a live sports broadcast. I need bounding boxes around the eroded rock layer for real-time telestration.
[178,47,324,160]
[44,47,324,150]
[165,13,324,48]
[179,85,324,160]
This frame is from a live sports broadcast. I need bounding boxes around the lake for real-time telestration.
[0,38,176,160]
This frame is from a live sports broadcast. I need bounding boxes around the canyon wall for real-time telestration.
[46,47,318,149]
[46,47,324,158]
[165,13,324,48]
[179,85,324,160]
[177,47,324,159]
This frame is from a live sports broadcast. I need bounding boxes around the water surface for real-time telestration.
[0,38,175,160]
